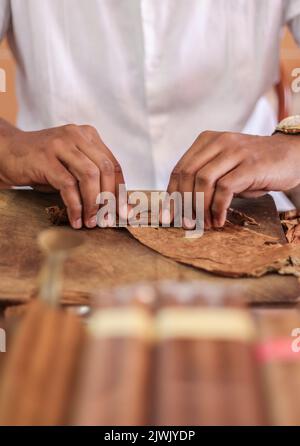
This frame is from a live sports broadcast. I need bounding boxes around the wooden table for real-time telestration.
[0,189,300,308]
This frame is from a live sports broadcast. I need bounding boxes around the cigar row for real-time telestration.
[0,300,86,426]
[255,308,300,426]
[0,282,300,426]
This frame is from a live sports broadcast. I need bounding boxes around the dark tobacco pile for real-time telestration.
[227,207,259,227]
[45,206,69,225]
[280,209,300,244]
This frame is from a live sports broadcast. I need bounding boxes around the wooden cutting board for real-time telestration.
[0,189,300,305]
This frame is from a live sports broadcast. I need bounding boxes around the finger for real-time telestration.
[45,159,82,229]
[78,125,127,217]
[56,146,100,228]
[212,166,253,227]
[169,132,224,227]
[177,130,220,174]
[167,131,219,195]
[72,131,116,205]
[194,152,242,229]
[79,125,126,184]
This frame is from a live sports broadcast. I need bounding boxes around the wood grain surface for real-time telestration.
[0,190,300,305]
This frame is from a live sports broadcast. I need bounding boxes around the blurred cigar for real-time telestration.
[152,287,257,426]
[153,338,227,426]
[71,306,153,425]
[153,284,197,425]
[255,309,300,425]
[73,336,150,426]
[79,283,155,425]
[14,303,64,425]
[0,228,85,426]
[0,300,45,425]
[223,340,267,425]
[37,310,85,425]
[193,339,227,426]
[0,301,85,426]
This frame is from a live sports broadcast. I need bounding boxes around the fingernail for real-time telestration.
[86,216,97,228]
[72,218,82,229]
[161,209,171,225]
[213,219,222,228]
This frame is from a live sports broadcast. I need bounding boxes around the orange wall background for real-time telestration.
[0,29,299,126]
[0,39,17,123]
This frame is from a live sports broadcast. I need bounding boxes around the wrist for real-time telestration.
[0,119,22,142]
[0,120,23,184]
[271,132,300,179]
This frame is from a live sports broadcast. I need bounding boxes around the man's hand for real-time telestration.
[167,131,300,229]
[0,120,125,229]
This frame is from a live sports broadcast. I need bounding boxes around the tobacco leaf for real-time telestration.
[227,208,259,227]
[280,210,300,220]
[127,222,300,278]
[46,205,300,278]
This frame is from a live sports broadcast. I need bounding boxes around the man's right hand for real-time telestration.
[0,120,126,229]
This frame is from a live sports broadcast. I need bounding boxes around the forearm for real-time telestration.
[0,119,21,184]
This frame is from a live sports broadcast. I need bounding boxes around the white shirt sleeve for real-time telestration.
[0,0,10,41]
[284,0,300,44]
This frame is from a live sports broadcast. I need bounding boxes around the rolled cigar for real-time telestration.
[0,228,85,426]
[153,283,214,425]
[189,283,265,425]
[255,309,300,425]
[71,337,120,425]
[72,306,153,425]
[222,340,266,425]
[153,339,191,425]
[73,283,156,425]
[153,304,257,426]
[36,310,85,426]
[13,304,64,425]
[0,300,46,425]
[0,301,85,426]
[153,338,228,426]
[215,301,266,425]
[111,337,151,425]
[192,339,228,426]
[88,282,260,426]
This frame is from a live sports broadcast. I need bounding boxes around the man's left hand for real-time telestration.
[167,131,300,229]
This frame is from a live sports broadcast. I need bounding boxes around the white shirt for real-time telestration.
[0,0,300,192]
